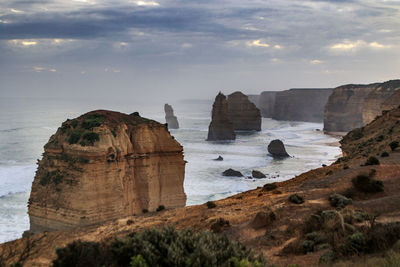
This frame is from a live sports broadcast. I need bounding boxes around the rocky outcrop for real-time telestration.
[268,139,290,158]
[258,91,277,117]
[164,104,179,129]
[227,92,261,131]
[252,170,266,178]
[362,80,400,124]
[382,90,400,112]
[222,169,243,177]
[324,80,400,133]
[28,110,186,233]
[207,93,236,141]
[273,89,333,122]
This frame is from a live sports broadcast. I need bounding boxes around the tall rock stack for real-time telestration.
[227,91,262,131]
[164,104,179,129]
[28,110,186,233]
[207,93,236,141]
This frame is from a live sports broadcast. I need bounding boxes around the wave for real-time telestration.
[0,165,35,197]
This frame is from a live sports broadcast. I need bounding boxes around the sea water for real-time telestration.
[0,97,341,243]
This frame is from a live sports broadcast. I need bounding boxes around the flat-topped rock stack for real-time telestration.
[227,91,261,131]
[164,104,179,129]
[28,110,186,233]
[207,93,236,141]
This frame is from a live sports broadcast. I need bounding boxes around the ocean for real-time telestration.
[0,97,341,243]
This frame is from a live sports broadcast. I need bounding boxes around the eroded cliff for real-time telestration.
[28,110,186,233]
[227,91,261,131]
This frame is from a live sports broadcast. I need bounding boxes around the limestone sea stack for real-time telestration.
[207,93,236,141]
[268,139,290,158]
[164,104,179,129]
[227,91,261,131]
[28,110,186,233]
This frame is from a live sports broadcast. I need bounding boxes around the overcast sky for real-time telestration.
[0,0,399,101]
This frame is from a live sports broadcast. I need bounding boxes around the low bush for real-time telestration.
[262,183,277,192]
[329,194,352,209]
[206,201,216,209]
[82,132,100,145]
[68,131,82,144]
[156,205,165,212]
[381,151,389,157]
[289,194,304,204]
[352,174,384,193]
[52,227,265,267]
[390,141,399,151]
[82,114,104,130]
[365,156,380,166]
[346,232,367,254]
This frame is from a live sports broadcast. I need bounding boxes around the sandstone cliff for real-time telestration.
[227,91,261,131]
[28,110,186,233]
[362,80,400,124]
[272,88,332,122]
[164,104,179,129]
[207,93,236,141]
[324,80,400,133]
[257,91,276,117]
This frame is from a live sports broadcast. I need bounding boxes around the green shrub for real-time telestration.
[390,141,399,151]
[352,174,384,193]
[156,205,165,212]
[53,227,265,267]
[365,156,380,166]
[376,135,384,142]
[70,119,78,128]
[318,249,335,265]
[82,132,100,145]
[381,151,389,157]
[206,201,216,209]
[262,183,277,192]
[142,209,148,214]
[346,232,367,253]
[82,114,104,130]
[351,129,364,140]
[329,194,352,209]
[289,194,304,204]
[302,240,314,253]
[68,131,82,144]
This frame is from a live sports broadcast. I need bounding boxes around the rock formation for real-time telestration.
[361,80,400,124]
[164,104,179,129]
[207,93,236,141]
[247,95,260,108]
[324,80,400,133]
[252,170,266,178]
[213,156,224,161]
[257,91,277,118]
[227,91,261,131]
[382,90,400,112]
[222,168,243,177]
[28,110,186,233]
[267,139,290,158]
[272,89,333,122]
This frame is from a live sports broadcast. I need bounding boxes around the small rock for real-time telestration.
[252,170,266,178]
[213,156,223,161]
[268,139,290,158]
[222,168,243,177]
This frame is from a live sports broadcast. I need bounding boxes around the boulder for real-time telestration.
[252,170,266,178]
[222,168,243,177]
[28,110,186,233]
[207,93,236,141]
[268,139,290,158]
[164,104,179,129]
[213,156,224,161]
[227,91,261,131]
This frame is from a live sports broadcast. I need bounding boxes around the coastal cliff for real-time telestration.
[207,93,236,141]
[257,91,276,117]
[227,91,261,131]
[272,88,332,122]
[28,110,186,233]
[324,79,400,133]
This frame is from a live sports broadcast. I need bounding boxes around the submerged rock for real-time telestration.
[164,104,179,129]
[268,139,290,158]
[252,170,266,178]
[28,110,186,233]
[227,91,261,131]
[207,93,236,141]
[213,156,224,161]
[222,168,243,177]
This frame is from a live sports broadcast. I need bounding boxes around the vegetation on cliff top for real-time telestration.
[52,227,265,267]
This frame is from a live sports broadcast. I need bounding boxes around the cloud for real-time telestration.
[135,1,160,6]
[330,40,391,51]
[9,39,37,46]
[310,59,323,64]
[246,40,270,48]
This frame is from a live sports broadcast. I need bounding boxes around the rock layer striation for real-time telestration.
[28,110,186,233]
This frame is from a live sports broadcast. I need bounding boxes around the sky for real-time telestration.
[0,0,399,101]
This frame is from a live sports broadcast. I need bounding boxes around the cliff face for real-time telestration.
[227,91,261,131]
[207,93,236,141]
[324,80,400,133]
[323,84,378,133]
[28,110,186,233]
[362,80,400,124]
[258,91,276,117]
[272,89,332,122]
[164,104,179,129]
